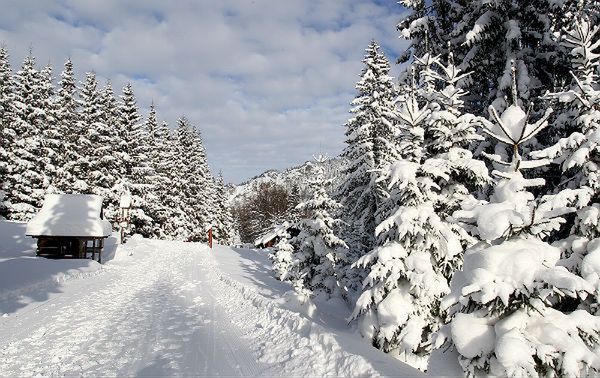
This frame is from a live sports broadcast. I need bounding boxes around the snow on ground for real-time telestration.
[0,222,422,376]
[0,221,116,315]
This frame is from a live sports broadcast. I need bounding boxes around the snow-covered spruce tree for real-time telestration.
[5,54,49,220]
[115,83,157,237]
[81,74,120,215]
[271,226,297,282]
[164,119,193,239]
[528,16,600,317]
[95,81,124,227]
[212,173,235,245]
[338,40,399,293]
[188,125,215,241]
[172,117,215,241]
[397,0,600,114]
[37,63,63,192]
[53,58,85,194]
[152,121,188,239]
[350,78,467,369]
[417,52,491,260]
[294,155,349,300]
[531,17,600,240]
[143,108,174,239]
[0,46,14,218]
[438,66,600,377]
[135,103,166,239]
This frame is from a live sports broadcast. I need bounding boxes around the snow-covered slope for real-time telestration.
[230,157,346,205]
[0,222,421,377]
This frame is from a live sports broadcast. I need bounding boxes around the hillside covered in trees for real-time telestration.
[0,49,234,244]
[268,2,600,376]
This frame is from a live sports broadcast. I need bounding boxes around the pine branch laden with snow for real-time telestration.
[294,156,349,300]
[439,62,600,377]
[438,238,600,377]
[399,0,600,112]
[530,17,600,240]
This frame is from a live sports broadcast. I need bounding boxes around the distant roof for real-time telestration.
[26,194,112,238]
[254,222,290,246]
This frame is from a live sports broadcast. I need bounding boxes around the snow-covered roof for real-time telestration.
[26,194,112,238]
[119,194,132,208]
[254,222,290,246]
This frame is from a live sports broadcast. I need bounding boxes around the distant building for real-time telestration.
[254,222,299,249]
[26,194,112,263]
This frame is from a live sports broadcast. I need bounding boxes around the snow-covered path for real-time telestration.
[0,239,264,376]
[0,238,422,377]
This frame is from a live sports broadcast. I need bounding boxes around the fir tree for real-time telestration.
[438,64,599,377]
[213,173,235,245]
[531,17,600,239]
[418,52,491,260]
[141,103,166,238]
[271,227,297,281]
[338,40,399,293]
[117,83,155,237]
[53,58,84,193]
[5,54,48,220]
[81,74,121,224]
[294,155,349,300]
[349,68,487,368]
[98,81,124,227]
[173,117,214,241]
[0,46,14,218]
[152,121,184,239]
[38,63,62,191]
[397,0,600,112]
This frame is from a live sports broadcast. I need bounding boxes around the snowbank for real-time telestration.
[0,221,116,314]
[208,245,423,377]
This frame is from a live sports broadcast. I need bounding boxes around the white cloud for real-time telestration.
[0,0,409,183]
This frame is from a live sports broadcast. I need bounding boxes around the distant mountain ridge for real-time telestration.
[230,157,346,204]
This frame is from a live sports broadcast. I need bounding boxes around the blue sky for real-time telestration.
[0,1,408,183]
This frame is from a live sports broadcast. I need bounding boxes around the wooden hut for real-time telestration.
[26,194,112,263]
[254,222,299,249]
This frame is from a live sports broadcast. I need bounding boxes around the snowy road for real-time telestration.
[0,239,264,376]
[0,238,422,377]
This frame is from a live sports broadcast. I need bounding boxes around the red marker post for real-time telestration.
[207,225,213,249]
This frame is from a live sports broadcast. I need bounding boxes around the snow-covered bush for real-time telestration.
[440,237,599,376]
[271,229,296,282]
